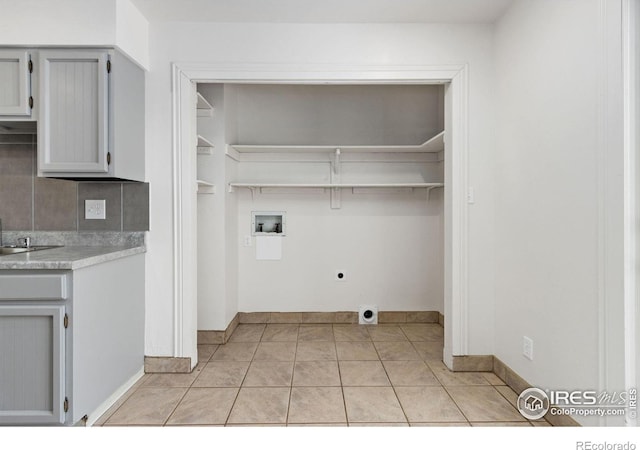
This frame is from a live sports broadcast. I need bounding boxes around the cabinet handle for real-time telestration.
[107,152,111,166]
[28,96,33,109]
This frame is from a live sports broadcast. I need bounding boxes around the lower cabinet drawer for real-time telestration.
[0,273,68,300]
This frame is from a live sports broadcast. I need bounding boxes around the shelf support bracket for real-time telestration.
[228,184,255,200]
[426,185,443,201]
[330,187,341,209]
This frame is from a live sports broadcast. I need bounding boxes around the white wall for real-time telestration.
[145,22,496,356]
[230,84,444,145]
[196,84,240,331]
[493,0,625,425]
[627,0,640,409]
[0,0,115,46]
[0,0,149,69]
[115,0,149,68]
[635,0,640,402]
[223,84,445,316]
[236,188,444,314]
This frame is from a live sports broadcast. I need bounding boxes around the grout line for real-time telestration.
[257,323,267,341]
[146,364,206,426]
[223,366,251,426]
[487,384,528,419]
[223,326,264,426]
[207,343,221,362]
[374,325,420,426]
[492,383,539,423]
[441,384,472,424]
[285,329,299,426]
[94,374,151,425]
[398,324,411,342]
[189,361,206,384]
[378,342,411,426]
[333,324,349,426]
[162,385,192,426]
[31,135,35,230]
[120,183,123,232]
[75,179,80,232]
[494,383,518,405]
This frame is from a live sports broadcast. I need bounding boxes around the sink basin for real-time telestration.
[0,246,60,256]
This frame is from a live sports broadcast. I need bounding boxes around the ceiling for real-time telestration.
[131,0,514,24]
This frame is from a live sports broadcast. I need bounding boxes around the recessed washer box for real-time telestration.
[252,211,286,236]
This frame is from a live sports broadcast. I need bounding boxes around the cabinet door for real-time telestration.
[0,305,65,425]
[39,50,109,173]
[0,50,31,116]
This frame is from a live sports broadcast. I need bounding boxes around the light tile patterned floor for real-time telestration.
[95,323,551,427]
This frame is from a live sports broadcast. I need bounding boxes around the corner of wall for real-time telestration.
[115,0,150,70]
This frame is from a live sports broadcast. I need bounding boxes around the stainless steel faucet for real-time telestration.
[17,237,31,248]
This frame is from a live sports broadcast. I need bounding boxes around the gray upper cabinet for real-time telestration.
[39,50,109,174]
[38,49,144,181]
[0,50,32,117]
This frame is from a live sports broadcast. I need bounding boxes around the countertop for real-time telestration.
[0,245,146,270]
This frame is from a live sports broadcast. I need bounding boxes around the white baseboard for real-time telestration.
[86,367,144,427]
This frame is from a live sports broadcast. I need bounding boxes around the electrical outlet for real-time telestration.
[85,200,106,220]
[243,235,252,247]
[523,336,534,360]
[467,187,476,204]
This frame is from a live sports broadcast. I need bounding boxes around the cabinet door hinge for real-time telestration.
[28,96,33,109]
[28,59,33,73]
[107,152,111,165]
[63,314,69,329]
[63,397,69,413]
[107,60,111,73]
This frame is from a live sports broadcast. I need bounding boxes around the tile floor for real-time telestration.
[95,323,551,427]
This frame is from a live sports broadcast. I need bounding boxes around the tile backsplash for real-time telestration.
[0,134,149,232]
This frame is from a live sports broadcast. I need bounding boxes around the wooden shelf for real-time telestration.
[196,92,213,117]
[197,135,214,155]
[228,131,444,154]
[197,180,215,194]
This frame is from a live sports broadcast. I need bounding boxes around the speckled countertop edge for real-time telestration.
[0,246,146,270]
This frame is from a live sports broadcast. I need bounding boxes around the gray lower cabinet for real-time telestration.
[0,254,144,425]
[0,304,65,424]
